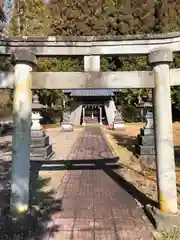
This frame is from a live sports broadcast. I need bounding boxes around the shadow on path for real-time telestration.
[0,153,63,239]
[39,157,157,208]
[0,126,155,239]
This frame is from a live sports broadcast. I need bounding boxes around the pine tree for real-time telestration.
[155,0,180,32]
[7,0,180,113]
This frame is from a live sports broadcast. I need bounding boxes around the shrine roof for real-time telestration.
[63,89,120,96]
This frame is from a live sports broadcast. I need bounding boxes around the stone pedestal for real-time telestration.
[61,111,73,132]
[145,205,180,233]
[135,109,155,169]
[113,111,125,130]
[30,112,54,160]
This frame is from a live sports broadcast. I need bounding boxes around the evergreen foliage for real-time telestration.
[1,0,180,116]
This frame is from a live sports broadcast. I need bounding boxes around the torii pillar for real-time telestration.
[148,48,180,231]
[10,49,37,216]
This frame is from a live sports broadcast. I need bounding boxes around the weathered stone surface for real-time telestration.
[61,111,73,131]
[11,49,37,66]
[5,32,180,41]
[113,111,124,130]
[138,135,155,146]
[31,129,46,138]
[30,125,54,160]
[136,104,155,157]
[145,205,180,232]
[30,144,52,157]
[2,70,180,90]
[62,111,71,123]
[2,33,180,56]
[140,128,154,136]
[136,145,155,155]
[30,151,54,161]
[149,48,173,64]
[31,136,49,148]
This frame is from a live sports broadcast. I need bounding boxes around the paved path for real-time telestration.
[45,126,153,240]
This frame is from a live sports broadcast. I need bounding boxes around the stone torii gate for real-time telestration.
[0,33,180,230]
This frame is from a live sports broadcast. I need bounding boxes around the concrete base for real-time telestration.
[31,135,49,148]
[30,144,53,158]
[61,123,73,132]
[30,128,54,161]
[113,123,125,130]
[30,151,54,161]
[136,127,155,162]
[135,144,155,155]
[31,129,46,138]
[138,135,155,145]
[145,205,180,232]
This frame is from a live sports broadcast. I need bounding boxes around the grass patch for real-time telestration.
[161,229,180,240]
[103,124,180,239]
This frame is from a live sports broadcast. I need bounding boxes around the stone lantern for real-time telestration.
[135,92,155,169]
[30,94,54,160]
[61,110,73,132]
[31,94,44,133]
[137,95,145,122]
[113,110,125,130]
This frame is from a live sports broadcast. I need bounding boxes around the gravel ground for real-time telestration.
[0,127,83,210]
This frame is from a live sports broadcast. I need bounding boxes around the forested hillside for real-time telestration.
[2,0,180,119]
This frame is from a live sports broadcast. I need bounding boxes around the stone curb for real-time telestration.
[100,128,118,158]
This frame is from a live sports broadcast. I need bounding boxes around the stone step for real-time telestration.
[138,135,155,146]
[30,144,53,157]
[30,151,55,161]
[31,135,49,148]
[140,128,154,136]
[135,144,155,155]
[31,129,46,138]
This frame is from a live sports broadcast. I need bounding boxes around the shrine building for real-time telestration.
[63,89,120,126]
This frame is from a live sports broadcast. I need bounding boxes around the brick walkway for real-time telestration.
[45,126,153,240]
